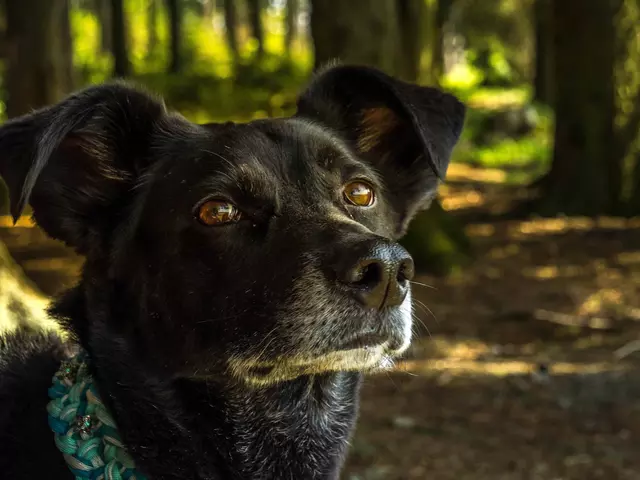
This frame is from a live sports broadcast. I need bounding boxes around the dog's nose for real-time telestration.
[336,241,415,310]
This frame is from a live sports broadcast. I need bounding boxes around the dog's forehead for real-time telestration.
[209,119,362,174]
[153,118,369,193]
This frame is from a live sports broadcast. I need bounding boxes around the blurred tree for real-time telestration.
[166,0,183,73]
[310,0,470,274]
[201,0,214,18]
[95,0,112,53]
[430,0,454,84]
[285,0,299,59]
[397,0,425,82]
[533,0,553,105]
[110,0,131,77]
[452,0,534,86]
[61,0,75,89]
[533,0,621,215]
[633,144,640,211]
[1,0,71,332]
[0,3,6,60]
[310,0,400,73]
[146,0,159,59]
[223,0,240,64]
[617,0,640,212]
[5,0,74,117]
[246,0,264,60]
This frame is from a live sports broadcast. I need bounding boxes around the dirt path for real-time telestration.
[343,166,640,479]
[2,164,640,479]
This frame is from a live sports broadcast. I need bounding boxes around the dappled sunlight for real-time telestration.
[0,216,35,228]
[616,251,640,265]
[465,223,496,237]
[446,163,509,183]
[533,309,614,330]
[396,358,628,377]
[577,289,624,316]
[466,87,529,110]
[523,264,585,279]
[487,242,521,259]
[462,215,640,241]
[509,216,640,238]
[440,189,486,211]
[22,257,76,273]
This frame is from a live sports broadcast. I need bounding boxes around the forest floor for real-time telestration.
[2,163,640,480]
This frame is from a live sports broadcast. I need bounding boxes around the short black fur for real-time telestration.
[0,65,465,479]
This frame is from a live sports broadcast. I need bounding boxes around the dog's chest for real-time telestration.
[226,375,359,479]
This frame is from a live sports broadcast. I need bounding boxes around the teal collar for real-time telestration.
[47,350,147,480]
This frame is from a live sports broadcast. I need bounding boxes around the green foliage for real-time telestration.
[451,0,535,86]
[134,63,306,123]
[68,0,313,124]
[401,204,472,276]
[443,80,553,177]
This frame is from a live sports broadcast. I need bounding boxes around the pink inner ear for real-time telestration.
[357,107,400,153]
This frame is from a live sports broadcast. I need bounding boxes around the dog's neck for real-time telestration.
[218,372,361,479]
[90,342,361,479]
[52,288,361,480]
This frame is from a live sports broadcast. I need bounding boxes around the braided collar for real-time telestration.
[47,350,147,480]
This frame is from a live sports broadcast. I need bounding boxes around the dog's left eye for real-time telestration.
[197,200,242,226]
[343,181,375,207]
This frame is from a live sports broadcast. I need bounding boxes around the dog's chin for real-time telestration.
[227,297,414,387]
[229,340,409,387]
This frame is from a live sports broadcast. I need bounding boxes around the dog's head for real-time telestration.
[0,65,464,386]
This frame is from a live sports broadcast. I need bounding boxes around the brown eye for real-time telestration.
[343,181,375,207]
[197,200,242,226]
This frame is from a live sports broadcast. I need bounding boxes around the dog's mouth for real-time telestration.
[227,303,413,386]
[229,334,404,386]
[239,350,394,386]
[335,332,389,351]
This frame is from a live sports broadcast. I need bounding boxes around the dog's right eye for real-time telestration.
[196,200,242,226]
[343,181,375,208]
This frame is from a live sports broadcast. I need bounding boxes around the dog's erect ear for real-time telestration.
[296,64,466,237]
[0,83,167,253]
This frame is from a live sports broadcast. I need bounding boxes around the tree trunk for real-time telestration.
[533,0,620,216]
[223,0,240,63]
[533,0,553,105]
[310,0,400,72]
[613,0,640,213]
[0,5,7,60]
[428,0,453,85]
[166,0,183,73]
[146,0,158,59]
[96,0,112,53]
[246,0,264,59]
[5,0,72,117]
[110,0,131,77]
[396,0,425,82]
[310,0,470,274]
[633,151,640,210]
[202,0,214,18]
[60,0,75,91]
[285,0,299,58]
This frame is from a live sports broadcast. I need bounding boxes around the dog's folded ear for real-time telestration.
[296,64,466,237]
[0,83,167,253]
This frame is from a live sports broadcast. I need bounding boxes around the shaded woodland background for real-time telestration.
[1,0,640,478]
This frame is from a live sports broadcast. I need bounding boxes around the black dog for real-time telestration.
[0,65,464,479]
